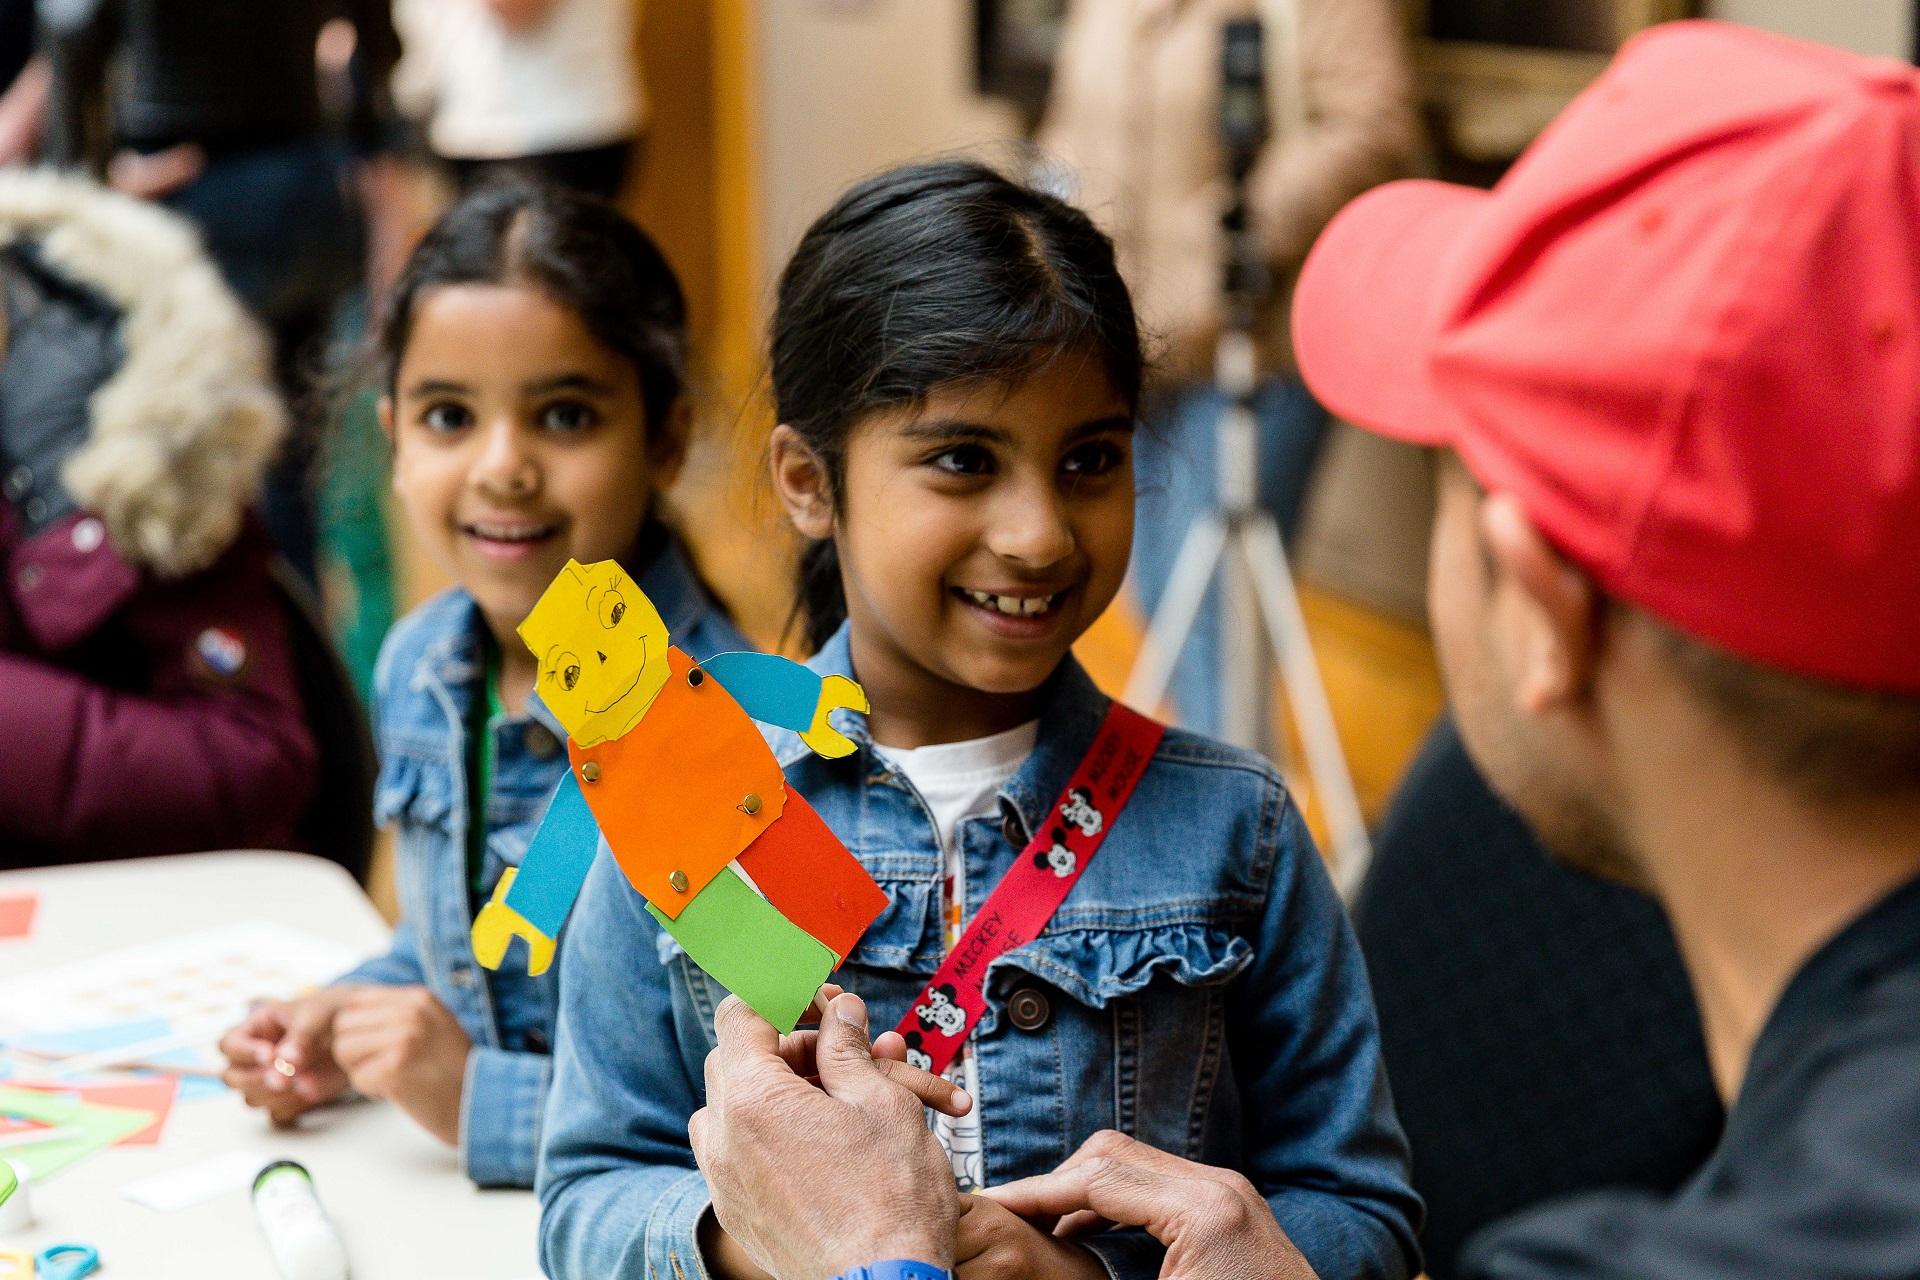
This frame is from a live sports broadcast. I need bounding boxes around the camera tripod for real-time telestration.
[1122,16,1372,897]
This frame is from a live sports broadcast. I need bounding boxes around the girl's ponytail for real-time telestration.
[771,159,1143,651]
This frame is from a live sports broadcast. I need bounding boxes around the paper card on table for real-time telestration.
[120,1148,269,1212]
[0,1087,157,1180]
[735,790,887,962]
[647,867,837,1033]
[0,894,36,941]
[574,646,786,919]
[503,770,600,938]
[18,1078,177,1145]
[516,559,673,747]
[7,1018,228,1102]
[0,920,360,1038]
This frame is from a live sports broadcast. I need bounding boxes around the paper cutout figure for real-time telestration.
[472,558,888,1031]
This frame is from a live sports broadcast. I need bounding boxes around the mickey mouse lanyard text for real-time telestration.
[893,703,1165,1076]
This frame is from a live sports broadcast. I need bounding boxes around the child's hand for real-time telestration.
[219,989,353,1124]
[331,985,473,1146]
[954,1194,1108,1280]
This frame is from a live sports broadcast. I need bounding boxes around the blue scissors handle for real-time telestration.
[38,1242,101,1280]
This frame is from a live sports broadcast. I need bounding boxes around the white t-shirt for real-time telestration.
[876,720,1039,1191]
[393,0,645,160]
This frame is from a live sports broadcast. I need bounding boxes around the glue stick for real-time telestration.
[0,1160,32,1232]
[251,1160,349,1280]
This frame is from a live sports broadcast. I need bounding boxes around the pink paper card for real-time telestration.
[0,894,37,940]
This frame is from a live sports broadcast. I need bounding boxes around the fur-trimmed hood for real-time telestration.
[0,170,285,578]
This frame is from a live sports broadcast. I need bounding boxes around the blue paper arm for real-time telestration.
[471,769,601,975]
[699,652,869,759]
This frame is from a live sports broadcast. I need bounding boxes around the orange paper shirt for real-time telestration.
[569,647,786,918]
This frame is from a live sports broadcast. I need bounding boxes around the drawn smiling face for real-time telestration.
[516,558,672,745]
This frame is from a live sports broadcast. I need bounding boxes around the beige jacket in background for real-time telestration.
[1039,0,1418,383]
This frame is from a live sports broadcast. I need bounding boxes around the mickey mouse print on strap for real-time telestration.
[891,702,1163,1076]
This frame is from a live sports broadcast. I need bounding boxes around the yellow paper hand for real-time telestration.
[472,869,558,976]
[799,674,870,759]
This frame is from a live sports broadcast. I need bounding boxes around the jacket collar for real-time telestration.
[804,621,1117,844]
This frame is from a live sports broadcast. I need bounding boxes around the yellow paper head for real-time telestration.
[517,559,671,746]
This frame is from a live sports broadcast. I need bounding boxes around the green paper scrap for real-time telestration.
[648,866,837,1033]
[0,1087,158,1181]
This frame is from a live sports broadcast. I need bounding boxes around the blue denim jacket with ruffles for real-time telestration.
[538,622,1422,1279]
[339,526,745,1187]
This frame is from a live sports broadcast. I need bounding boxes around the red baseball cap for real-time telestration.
[1294,20,1920,693]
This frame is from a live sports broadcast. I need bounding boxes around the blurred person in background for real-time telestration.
[1037,0,1416,735]
[0,170,316,864]
[391,0,644,200]
[0,0,43,165]
[36,0,403,587]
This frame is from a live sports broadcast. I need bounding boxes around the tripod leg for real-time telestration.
[1243,518,1375,899]
[1124,515,1229,712]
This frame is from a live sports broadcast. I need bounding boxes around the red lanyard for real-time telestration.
[892,703,1165,1076]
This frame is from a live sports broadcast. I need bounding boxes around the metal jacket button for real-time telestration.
[1001,812,1025,847]
[1007,987,1051,1033]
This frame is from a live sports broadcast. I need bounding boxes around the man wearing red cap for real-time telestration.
[678,20,1920,1280]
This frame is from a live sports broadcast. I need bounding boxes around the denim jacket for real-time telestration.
[539,624,1422,1279]
[339,527,745,1188]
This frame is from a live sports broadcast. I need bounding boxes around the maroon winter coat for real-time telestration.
[0,173,316,864]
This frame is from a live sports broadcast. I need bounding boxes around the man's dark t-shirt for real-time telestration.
[1462,875,1920,1279]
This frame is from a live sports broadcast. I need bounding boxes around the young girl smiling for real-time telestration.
[538,162,1419,1279]
[219,183,746,1187]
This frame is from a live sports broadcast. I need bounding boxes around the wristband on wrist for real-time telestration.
[832,1263,952,1280]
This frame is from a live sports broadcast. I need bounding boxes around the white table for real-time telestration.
[0,852,542,1278]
